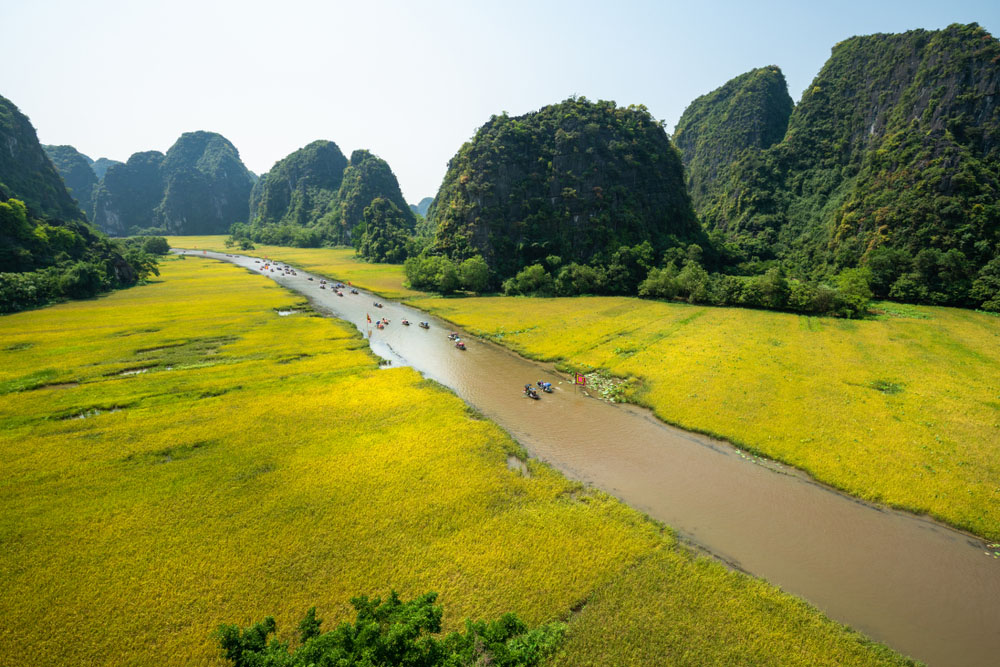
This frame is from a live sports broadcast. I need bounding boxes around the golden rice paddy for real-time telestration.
[410,295,1000,541]
[0,256,910,665]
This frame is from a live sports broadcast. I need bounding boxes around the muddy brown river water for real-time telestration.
[181,250,1000,666]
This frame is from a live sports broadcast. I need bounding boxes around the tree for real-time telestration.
[458,255,490,293]
[503,264,554,296]
[638,265,679,299]
[971,256,1000,311]
[215,591,565,667]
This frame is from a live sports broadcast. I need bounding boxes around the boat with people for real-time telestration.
[401,319,410,326]
[447,332,460,340]
[537,380,553,393]
[455,340,467,350]
[350,289,359,294]
[523,384,540,399]
[418,322,430,329]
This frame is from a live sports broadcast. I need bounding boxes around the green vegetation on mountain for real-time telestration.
[90,157,121,180]
[245,140,348,245]
[338,149,415,244]
[357,196,414,263]
[92,151,164,235]
[0,196,162,313]
[231,145,413,250]
[0,95,83,221]
[683,23,1000,311]
[429,97,706,280]
[672,66,793,213]
[0,94,159,312]
[92,131,254,236]
[42,145,98,219]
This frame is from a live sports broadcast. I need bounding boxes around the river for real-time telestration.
[179,249,1000,666]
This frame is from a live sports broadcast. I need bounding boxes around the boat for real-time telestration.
[418,322,430,329]
[401,319,410,326]
[455,341,467,350]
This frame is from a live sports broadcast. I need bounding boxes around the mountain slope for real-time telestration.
[43,144,98,219]
[691,23,1000,307]
[0,95,83,221]
[92,132,254,236]
[430,97,704,277]
[673,66,793,214]
[336,149,415,244]
[249,140,348,230]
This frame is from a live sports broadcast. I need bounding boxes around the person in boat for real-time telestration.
[419,321,429,328]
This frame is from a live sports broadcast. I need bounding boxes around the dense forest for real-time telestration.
[0,94,164,313]
[680,23,1000,311]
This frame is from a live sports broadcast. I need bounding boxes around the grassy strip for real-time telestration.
[408,294,1000,541]
[0,257,912,666]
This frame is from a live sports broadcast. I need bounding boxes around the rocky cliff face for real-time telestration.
[43,144,98,219]
[0,95,83,221]
[91,131,254,236]
[673,66,792,214]
[430,97,703,277]
[249,140,348,228]
[693,23,1000,306]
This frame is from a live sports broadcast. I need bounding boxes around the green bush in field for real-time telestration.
[216,592,565,667]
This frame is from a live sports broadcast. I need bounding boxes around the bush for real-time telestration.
[638,265,679,299]
[458,255,490,293]
[215,591,565,667]
[503,264,554,296]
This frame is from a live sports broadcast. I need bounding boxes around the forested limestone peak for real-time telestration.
[248,140,348,232]
[91,131,254,236]
[673,66,793,214]
[337,149,415,244]
[696,23,1000,310]
[429,96,704,278]
[43,144,98,220]
[0,95,83,221]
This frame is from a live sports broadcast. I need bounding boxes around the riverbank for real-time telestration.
[0,256,912,666]
[167,237,1000,542]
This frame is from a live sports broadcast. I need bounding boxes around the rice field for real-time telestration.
[165,236,415,299]
[409,295,1000,541]
[0,256,912,666]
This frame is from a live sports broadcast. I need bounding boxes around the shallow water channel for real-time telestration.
[181,249,999,666]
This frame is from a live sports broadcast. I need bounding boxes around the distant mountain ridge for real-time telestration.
[410,197,433,217]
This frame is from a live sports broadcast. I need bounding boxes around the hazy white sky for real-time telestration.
[2,0,997,203]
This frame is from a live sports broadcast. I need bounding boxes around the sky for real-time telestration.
[2,0,997,204]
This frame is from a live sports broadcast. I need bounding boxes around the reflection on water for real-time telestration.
[182,250,1000,667]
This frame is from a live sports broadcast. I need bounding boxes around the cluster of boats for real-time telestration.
[523,381,553,400]
[447,332,467,350]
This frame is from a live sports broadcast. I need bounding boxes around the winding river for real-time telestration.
[180,249,1000,666]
